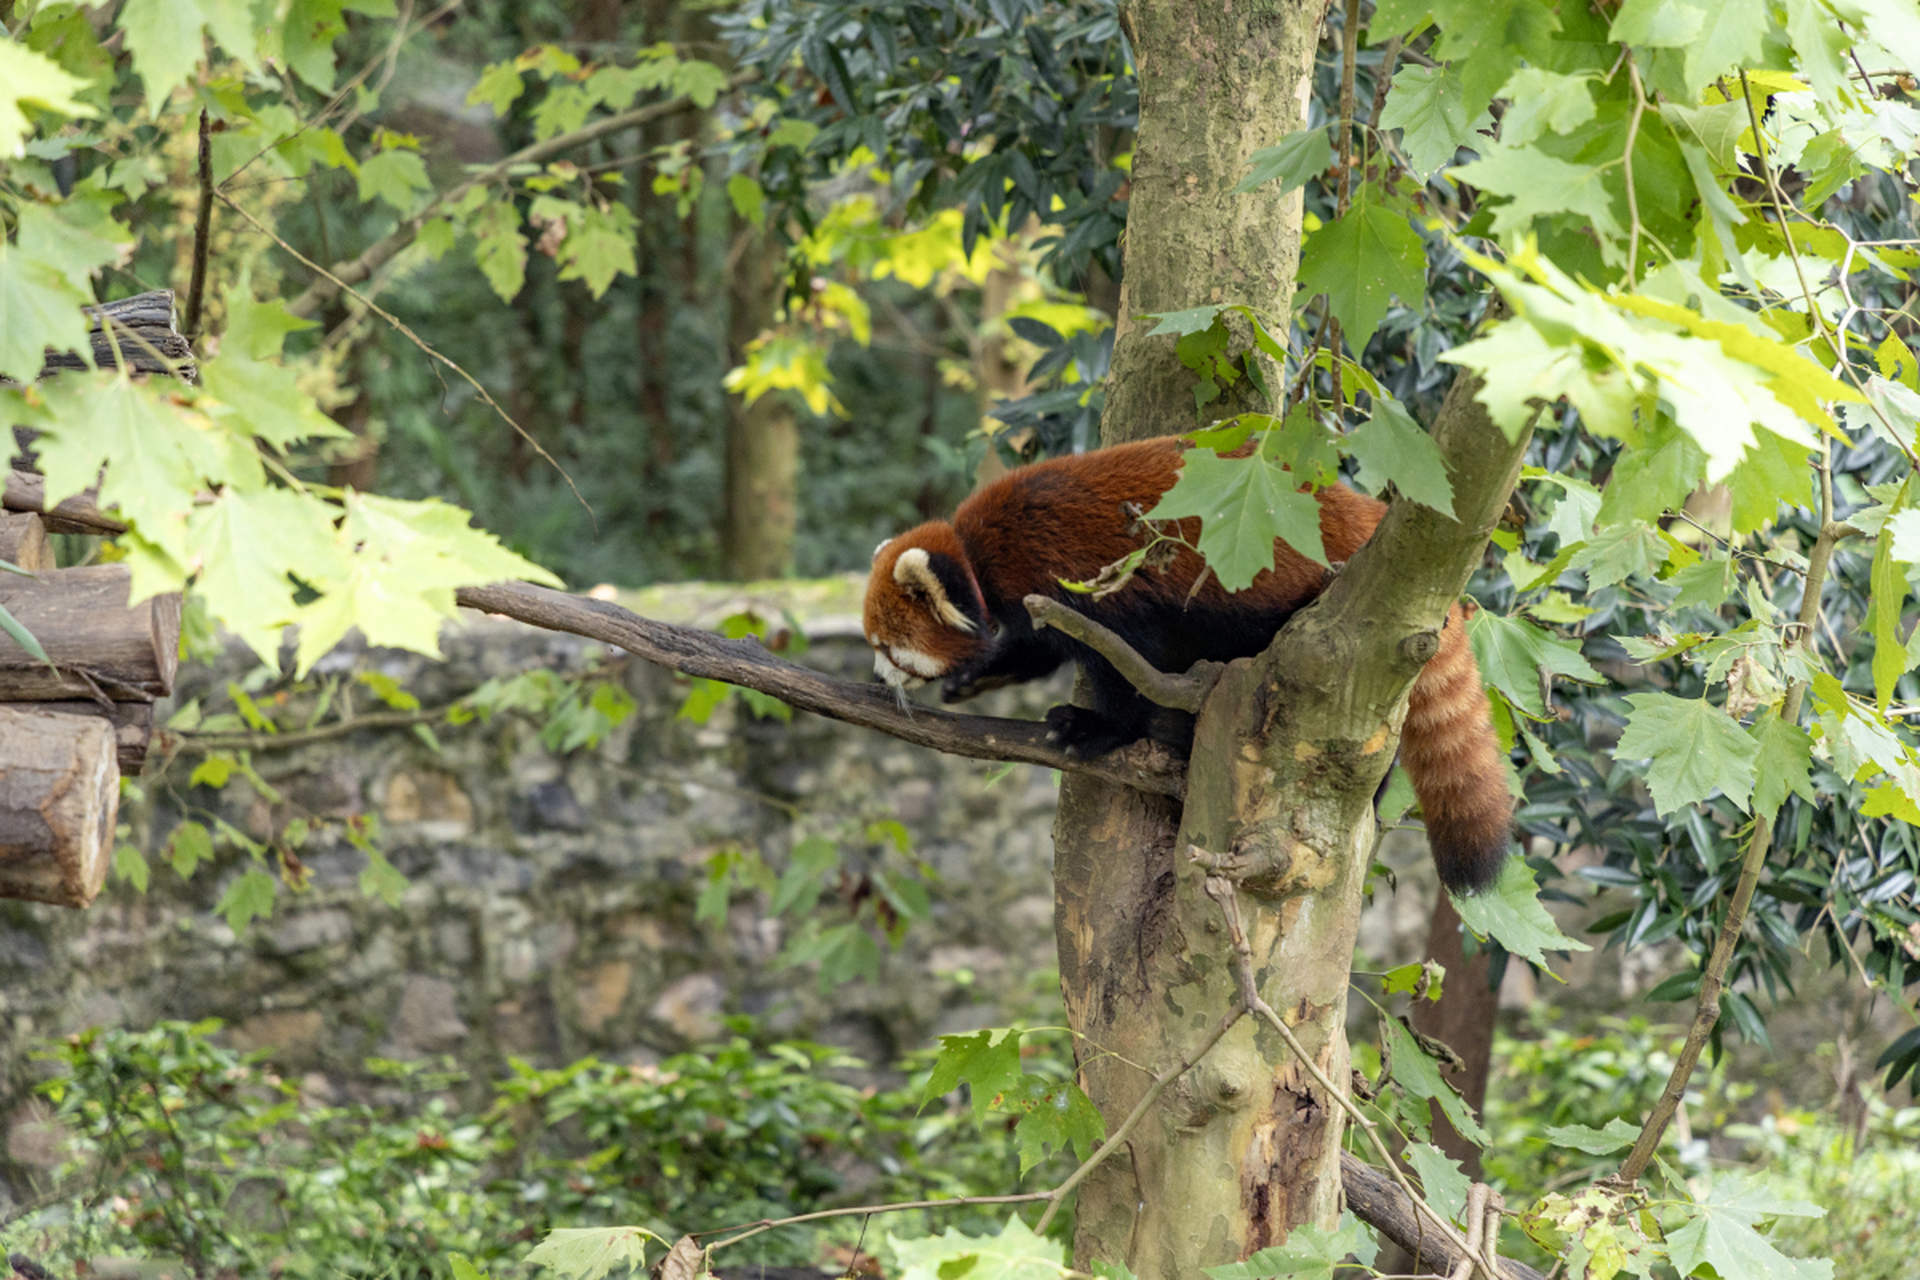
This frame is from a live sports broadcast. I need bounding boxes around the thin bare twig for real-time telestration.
[283,69,757,320]
[216,193,594,523]
[1615,515,1858,1184]
[696,1194,1051,1252]
[1336,0,1361,217]
[1024,593,1219,713]
[1032,1002,1244,1234]
[185,110,214,338]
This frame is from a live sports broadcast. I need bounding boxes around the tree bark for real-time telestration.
[1056,1,1327,1273]
[0,706,119,907]
[0,565,180,701]
[1098,1,1318,441]
[722,222,799,581]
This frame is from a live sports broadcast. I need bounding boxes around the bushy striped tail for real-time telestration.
[1400,604,1514,895]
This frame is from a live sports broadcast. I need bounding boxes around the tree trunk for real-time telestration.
[1055,0,1328,1272]
[1413,893,1499,1178]
[722,222,799,581]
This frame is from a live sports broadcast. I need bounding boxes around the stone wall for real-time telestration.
[0,578,1096,1204]
[3,577,1589,1212]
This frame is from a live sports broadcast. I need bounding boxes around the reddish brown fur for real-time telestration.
[863,438,1513,893]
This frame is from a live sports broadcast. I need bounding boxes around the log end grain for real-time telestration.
[0,706,119,907]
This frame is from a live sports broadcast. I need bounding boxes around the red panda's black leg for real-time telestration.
[1044,655,1193,759]
[940,623,1070,703]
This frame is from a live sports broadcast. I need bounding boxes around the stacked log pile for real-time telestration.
[0,291,188,907]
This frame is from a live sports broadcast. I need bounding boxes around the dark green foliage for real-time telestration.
[7,1021,1076,1277]
[717,0,1135,282]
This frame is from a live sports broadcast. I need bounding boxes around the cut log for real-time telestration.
[15,700,154,774]
[2,470,126,537]
[0,565,180,700]
[0,707,119,907]
[0,511,54,571]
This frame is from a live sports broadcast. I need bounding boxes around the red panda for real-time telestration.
[862,436,1513,895]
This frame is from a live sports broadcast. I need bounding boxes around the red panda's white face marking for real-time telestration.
[862,524,988,692]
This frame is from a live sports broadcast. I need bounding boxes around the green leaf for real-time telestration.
[1660,100,1751,172]
[201,349,350,447]
[770,835,838,915]
[289,492,562,675]
[524,1227,666,1280]
[1594,427,1706,528]
[887,1216,1068,1280]
[113,843,150,893]
[1403,1143,1471,1222]
[0,210,94,382]
[224,287,316,360]
[1379,65,1475,177]
[1665,1171,1827,1280]
[467,61,525,115]
[1344,396,1456,517]
[726,172,766,227]
[1669,556,1739,610]
[1452,856,1591,968]
[118,0,258,110]
[185,488,346,660]
[923,1029,1023,1122]
[1608,0,1705,48]
[1872,523,1912,710]
[1233,127,1333,194]
[672,60,730,108]
[472,199,528,302]
[1202,1214,1377,1279]
[33,375,203,560]
[1011,1077,1104,1172]
[1295,186,1427,353]
[1144,304,1230,337]
[1615,691,1760,815]
[358,847,408,907]
[1726,428,1815,536]
[1542,1117,1641,1154]
[1148,447,1327,591]
[355,147,431,215]
[1496,69,1595,148]
[1465,611,1602,721]
[1569,520,1669,590]
[1381,1015,1489,1145]
[554,202,639,298]
[168,820,214,877]
[1746,712,1812,817]
[1452,144,1625,247]
[0,41,98,158]
[216,868,277,934]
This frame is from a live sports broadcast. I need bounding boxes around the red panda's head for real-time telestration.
[862,522,989,691]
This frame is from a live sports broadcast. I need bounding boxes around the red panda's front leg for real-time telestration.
[939,621,1071,702]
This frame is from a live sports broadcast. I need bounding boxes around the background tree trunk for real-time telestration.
[1055,0,1327,1273]
[722,220,799,581]
[1413,893,1499,1177]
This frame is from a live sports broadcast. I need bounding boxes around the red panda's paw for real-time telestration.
[943,670,1015,702]
[1042,705,1136,760]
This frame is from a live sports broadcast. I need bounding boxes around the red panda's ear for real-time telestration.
[893,547,979,633]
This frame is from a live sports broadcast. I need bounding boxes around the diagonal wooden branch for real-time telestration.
[1023,593,1220,712]
[0,478,1185,791]
[456,583,1186,794]
[283,70,758,320]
